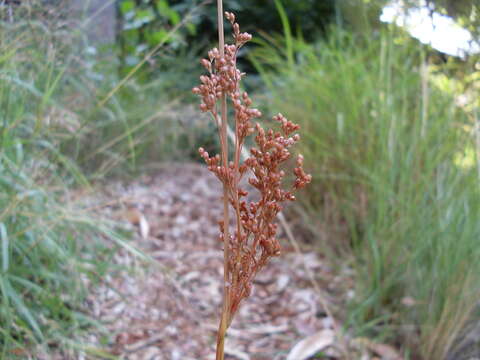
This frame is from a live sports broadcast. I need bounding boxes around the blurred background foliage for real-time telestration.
[0,0,479,358]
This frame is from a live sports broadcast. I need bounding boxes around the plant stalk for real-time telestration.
[216,0,230,359]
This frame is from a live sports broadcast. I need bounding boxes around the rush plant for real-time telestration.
[192,2,311,359]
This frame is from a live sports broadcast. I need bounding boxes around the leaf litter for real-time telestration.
[75,163,401,360]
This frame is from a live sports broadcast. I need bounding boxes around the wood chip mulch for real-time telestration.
[80,164,377,360]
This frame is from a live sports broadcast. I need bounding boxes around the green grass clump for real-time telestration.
[252,28,480,359]
[0,15,127,358]
[0,4,214,355]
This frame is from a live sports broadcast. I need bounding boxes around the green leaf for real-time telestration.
[274,0,294,69]
[168,10,180,26]
[8,275,44,294]
[148,29,169,45]
[155,0,170,14]
[186,22,196,35]
[156,0,180,25]
[120,0,135,14]
[136,8,155,23]
[5,279,43,340]
[1,223,8,273]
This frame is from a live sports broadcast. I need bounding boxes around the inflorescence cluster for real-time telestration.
[193,11,311,322]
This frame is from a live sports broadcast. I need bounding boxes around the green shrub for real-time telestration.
[252,27,480,359]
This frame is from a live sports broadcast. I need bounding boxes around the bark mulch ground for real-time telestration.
[82,164,397,360]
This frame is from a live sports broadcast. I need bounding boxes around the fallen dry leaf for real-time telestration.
[124,208,142,225]
[286,329,335,360]
[139,214,150,239]
[122,208,150,239]
[355,338,403,360]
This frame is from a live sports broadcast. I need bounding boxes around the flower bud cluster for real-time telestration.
[198,147,233,185]
[225,113,312,316]
[293,154,312,189]
[192,12,260,146]
[193,12,312,321]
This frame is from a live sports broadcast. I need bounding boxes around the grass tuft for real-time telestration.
[252,26,480,359]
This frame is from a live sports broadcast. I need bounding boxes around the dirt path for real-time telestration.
[86,163,348,360]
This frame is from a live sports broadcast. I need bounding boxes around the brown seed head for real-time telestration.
[192,12,311,317]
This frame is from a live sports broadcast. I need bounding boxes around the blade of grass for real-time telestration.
[1,223,8,273]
